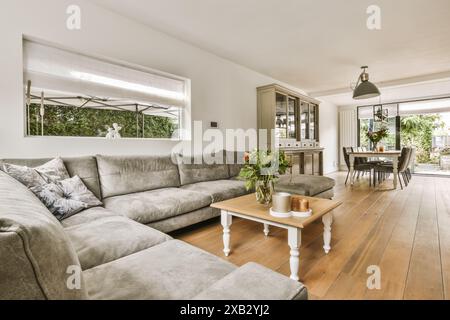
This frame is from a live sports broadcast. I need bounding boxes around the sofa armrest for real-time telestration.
[192,262,307,300]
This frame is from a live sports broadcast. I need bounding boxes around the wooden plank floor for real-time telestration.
[172,172,450,300]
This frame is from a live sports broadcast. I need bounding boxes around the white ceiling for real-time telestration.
[91,0,450,95]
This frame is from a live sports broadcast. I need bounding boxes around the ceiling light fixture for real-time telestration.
[352,66,380,100]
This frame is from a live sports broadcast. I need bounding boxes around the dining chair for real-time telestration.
[404,147,414,182]
[343,147,374,186]
[375,147,411,189]
[401,148,413,185]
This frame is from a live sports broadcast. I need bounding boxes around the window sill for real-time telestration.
[24,135,184,142]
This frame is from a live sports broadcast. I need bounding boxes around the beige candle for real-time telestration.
[272,192,292,213]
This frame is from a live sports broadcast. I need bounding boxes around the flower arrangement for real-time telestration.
[239,150,290,205]
[366,127,389,150]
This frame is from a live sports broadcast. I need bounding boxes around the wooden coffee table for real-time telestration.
[211,193,342,281]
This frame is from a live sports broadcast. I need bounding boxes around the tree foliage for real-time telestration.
[401,114,443,163]
[28,104,177,139]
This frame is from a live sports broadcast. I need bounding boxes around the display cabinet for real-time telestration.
[257,84,323,175]
[257,84,320,145]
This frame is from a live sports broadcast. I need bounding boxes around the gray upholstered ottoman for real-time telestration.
[275,174,335,199]
[193,262,307,300]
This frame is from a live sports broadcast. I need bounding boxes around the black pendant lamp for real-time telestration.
[352,66,380,100]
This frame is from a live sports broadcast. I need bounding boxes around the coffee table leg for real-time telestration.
[322,213,333,254]
[221,210,232,256]
[288,227,301,281]
[263,224,270,237]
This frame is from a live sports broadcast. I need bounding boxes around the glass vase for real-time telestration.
[372,142,378,152]
[255,180,274,205]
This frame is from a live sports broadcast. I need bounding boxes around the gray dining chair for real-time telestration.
[343,147,374,186]
[375,147,412,189]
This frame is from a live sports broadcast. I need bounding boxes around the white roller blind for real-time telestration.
[399,99,450,116]
[23,40,187,108]
[358,104,398,119]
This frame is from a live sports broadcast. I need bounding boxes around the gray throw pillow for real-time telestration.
[59,176,103,208]
[30,182,86,220]
[3,158,101,221]
[2,157,70,187]
[30,176,102,221]
[2,163,47,188]
[34,157,70,182]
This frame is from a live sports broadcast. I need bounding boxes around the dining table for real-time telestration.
[348,150,402,189]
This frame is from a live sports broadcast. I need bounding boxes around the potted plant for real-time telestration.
[239,150,289,205]
[366,126,389,151]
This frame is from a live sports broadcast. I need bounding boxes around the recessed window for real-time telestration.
[23,39,189,139]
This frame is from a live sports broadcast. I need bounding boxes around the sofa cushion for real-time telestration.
[64,157,103,200]
[180,179,250,202]
[96,155,181,198]
[148,207,219,233]
[176,153,230,185]
[83,240,236,299]
[0,171,87,300]
[314,189,335,200]
[226,150,246,177]
[103,188,212,224]
[229,163,244,178]
[275,174,335,196]
[61,206,122,228]
[65,216,171,270]
[193,262,307,300]
[0,156,102,200]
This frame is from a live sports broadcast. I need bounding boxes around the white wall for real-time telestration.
[337,106,358,171]
[318,99,339,174]
[0,0,338,173]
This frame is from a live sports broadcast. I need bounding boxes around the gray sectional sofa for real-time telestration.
[0,153,335,300]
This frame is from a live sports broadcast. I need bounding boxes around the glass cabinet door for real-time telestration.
[309,104,316,140]
[275,93,287,139]
[288,96,298,139]
[300,101,309,140]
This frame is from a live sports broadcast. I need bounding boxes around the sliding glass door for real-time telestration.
[358,98,450,176]
[399,99,450,175]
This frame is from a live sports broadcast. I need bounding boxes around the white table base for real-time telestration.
[220,210,333,281]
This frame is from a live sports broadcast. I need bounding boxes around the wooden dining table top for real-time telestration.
[348,150,401,156]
